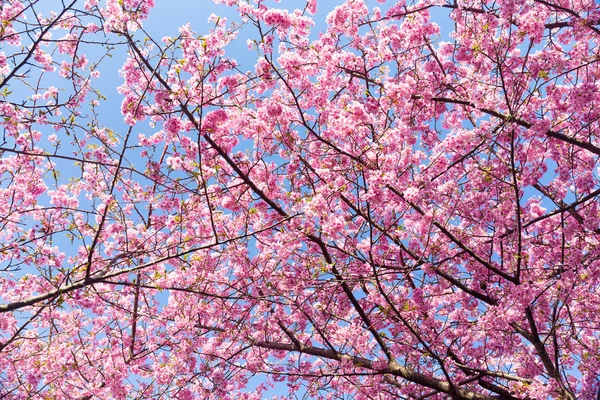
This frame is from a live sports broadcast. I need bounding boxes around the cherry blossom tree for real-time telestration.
[1,0,600,398]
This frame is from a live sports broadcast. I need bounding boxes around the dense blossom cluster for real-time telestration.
[0,0,599,399]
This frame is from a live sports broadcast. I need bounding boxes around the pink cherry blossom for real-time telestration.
[0,1,599,399]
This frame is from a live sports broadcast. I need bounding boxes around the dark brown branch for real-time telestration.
[0,216,295,313]
[0,0,78,90]
[251,340,498,400]
[414,95,600,157]
[524,307,576,400]
[387,185,517,284]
